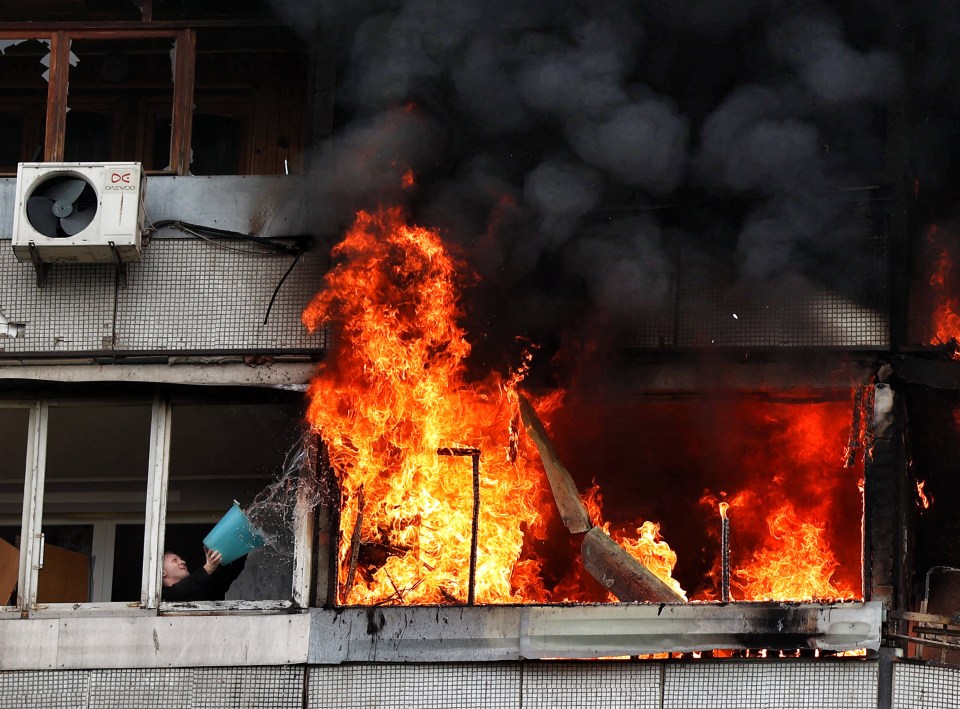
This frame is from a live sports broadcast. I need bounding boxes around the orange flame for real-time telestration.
[581,483,686,600]
[302,207,552,604]
[926,226,960,351]
[303,206,857,607]
[696,399,863,602]
[917,480,932,509]
[733,501,856,601]
[719,501,729,520]
[302,207,686,605]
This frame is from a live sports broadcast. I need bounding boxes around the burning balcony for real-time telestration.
[293,205,886,657]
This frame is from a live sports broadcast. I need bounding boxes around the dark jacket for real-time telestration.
[161,567,218,602]
[161,556,245,602]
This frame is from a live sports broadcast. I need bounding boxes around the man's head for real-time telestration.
[162,552,189,587]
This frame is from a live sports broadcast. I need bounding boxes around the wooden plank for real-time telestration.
[170,28,196,175]
[0,22,285,36]
[581,527,685,604]
[517,394,592,534]
[43,31,70,162]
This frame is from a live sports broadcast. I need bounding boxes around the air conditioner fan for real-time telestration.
[25,175,98,238]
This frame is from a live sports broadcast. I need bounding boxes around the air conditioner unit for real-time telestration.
[11,162,145,264]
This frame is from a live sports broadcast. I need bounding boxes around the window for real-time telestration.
[163,401,304,603]
[0,405,29,611]
[66,38,176,167]
[0,39,49,171]
[0,389,313,614]
[38,403,151,604]
[0,25,308,176]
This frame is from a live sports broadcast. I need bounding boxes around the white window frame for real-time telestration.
[157,393,314,614]
[0,400,35,619]
[2,390,313,617]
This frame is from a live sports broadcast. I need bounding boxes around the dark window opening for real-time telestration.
[63,111,114,162]
[0,38,49,170]
[66,38,175,167]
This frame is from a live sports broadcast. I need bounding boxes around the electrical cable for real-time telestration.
[263,249,305,325]
[142,218,312,325]
[145,219,309,255]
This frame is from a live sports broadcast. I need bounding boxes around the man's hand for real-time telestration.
[203,548,222,575]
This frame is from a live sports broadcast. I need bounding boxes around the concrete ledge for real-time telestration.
[0,602,881,669]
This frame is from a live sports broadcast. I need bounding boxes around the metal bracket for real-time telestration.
[109,241,128,288]
[27,242,47,288]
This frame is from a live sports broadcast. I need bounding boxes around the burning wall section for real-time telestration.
[302,207,868,607]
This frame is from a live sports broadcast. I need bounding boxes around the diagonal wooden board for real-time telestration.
[581,526,685,603]
[517,394,592,534]
[518,393,686,604]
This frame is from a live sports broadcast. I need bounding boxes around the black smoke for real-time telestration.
[272,0,948,379]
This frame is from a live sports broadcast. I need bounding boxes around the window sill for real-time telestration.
[159,599,299,614]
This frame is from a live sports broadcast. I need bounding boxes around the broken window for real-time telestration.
[0,24,308,176]
[65,38,176,168]
[0,39,50,171]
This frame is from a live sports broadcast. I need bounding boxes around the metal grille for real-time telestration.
[88,668,191,709]
[630,205,891,350]
[663,660,877,709]
[0,660,884,708]
[893,661,960,708]
[193,666,305,709]
[522,661,660,709]
[307,663,521,709]
[0,237,329,355]
[0,670,88,709]
[631,284,889,349]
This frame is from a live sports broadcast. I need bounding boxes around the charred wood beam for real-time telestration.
[845,385,864,468]
[517,395,592,534]
[581,527,685,604]
[344,486,364,600]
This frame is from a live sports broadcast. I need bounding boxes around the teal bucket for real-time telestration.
[203,501,266,565]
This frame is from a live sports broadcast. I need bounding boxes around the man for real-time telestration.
[161,547,223,602]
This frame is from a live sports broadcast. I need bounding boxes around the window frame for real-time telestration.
[1,390,313,617]
[0,28,195,175]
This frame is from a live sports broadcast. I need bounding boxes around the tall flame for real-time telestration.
[302,207,549,604]
[697,398,863,602]
[733,501,856,601]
